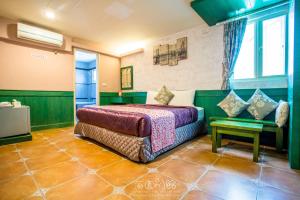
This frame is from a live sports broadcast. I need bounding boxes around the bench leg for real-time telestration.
[253,133,260,162]
[212,127,217,153]
[276,128,283,152]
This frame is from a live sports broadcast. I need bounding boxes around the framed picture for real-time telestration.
[120,66,133,90]
[176,37,187,60]
[159,44,169,65]
[168,44,178,66]
[153,45,159,65]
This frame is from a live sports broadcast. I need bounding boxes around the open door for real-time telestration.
[74,49,99,121]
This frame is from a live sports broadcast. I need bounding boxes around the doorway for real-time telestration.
[74,49,99,117]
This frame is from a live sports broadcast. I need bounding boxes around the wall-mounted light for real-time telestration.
[116,41,145,57]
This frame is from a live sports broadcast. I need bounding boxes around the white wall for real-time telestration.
[121,24,224,91]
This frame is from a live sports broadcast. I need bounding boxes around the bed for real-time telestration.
[74,104,205,163]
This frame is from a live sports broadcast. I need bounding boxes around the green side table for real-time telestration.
[210,120,263,162]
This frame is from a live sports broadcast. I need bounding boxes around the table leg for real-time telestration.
[212,126,217,153]
[253,132,260,162]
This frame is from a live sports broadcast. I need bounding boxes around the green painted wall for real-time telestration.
[0,90,74,131]
[288,0,300,169]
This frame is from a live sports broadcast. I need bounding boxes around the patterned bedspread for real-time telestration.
[76,104,198,152]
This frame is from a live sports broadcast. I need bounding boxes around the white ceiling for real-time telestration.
[0,0,204,55]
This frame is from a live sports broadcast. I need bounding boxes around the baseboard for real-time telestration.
[31,122,74,131]
[0,133,32,146]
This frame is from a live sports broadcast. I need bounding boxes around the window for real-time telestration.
[92,69,97,83]
[234,13,287,80]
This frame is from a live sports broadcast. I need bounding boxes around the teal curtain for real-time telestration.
[221,18,248,90]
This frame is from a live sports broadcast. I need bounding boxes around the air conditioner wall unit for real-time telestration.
[17,23,64,47]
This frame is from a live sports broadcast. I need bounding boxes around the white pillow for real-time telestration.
[146,91,159,104]
[168,90,195,106]
[275,100,289,127]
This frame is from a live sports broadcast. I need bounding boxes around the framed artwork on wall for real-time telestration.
[152,37,187,66]
[176,37,187,60]
[153,45,160,65]
[168,44,178,66]
[159,44,169,65]
[121,66,133,90]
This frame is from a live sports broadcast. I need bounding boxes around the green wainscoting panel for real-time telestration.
[99,92,147,105]
[194,88,288,131]
[99,92,118,105]
[0,90,74,131]
[123,92,147,104]
[191,0,289,26]
[288,0,300,169]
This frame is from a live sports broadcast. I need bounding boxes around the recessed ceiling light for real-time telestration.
[45,10,55,20]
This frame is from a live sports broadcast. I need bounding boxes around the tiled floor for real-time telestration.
[1,127,300,200]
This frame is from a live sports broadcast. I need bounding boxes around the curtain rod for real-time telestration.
[215,1,290,26]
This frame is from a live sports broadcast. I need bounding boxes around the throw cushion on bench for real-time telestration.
[247,89,278,120]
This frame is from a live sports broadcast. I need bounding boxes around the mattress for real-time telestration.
[74,107,205,162]
[76,104,198,137]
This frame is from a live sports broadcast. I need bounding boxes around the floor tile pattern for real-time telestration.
[0,127,299,200]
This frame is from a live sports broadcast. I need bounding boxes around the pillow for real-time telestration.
[154,86,174,105]
[275,100,289,127]
[168,90,195,107]
[146,91,159,104]
[247,89,278,120]
[217,90,249,117]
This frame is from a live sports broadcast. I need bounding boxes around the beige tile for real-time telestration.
[16,140,50,150]
[257,186,300,200]
[0,144,16,154]
[26,152,70,170]
[105,194,131,200]
[180,148,220,166]
[223,142,257,161]
[0,161,27,180]
[98,160,148,186]
[262,153,300,174]
[46,174,113,200]
[261,167,300,195]
[125,173,187,200]
[144,153,171,168]
[197,170,258,200]
[0,175,37,200]
[20,145,58,159]
[183,190,223,200]
[213,156,261,179]
[34,161,88,188]
[79,150,122,169]
[26,196,44,200]
[0,151,21,163]
[158,159,206,183]
[66,144,104,157]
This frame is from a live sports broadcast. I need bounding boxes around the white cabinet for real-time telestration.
[0,106,31,138]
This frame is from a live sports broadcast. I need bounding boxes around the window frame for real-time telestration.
[233,5,289,83]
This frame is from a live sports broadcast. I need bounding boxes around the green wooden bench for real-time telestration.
[210,120,263,162]
[210,116,284,152]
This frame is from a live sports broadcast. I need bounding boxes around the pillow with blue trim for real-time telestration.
[247,89,278,120]
[218,90,249,117]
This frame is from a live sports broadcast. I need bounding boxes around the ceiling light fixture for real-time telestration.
[45,10,55,20]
